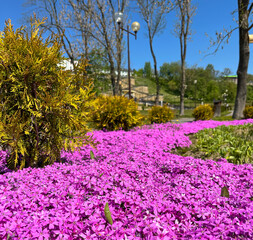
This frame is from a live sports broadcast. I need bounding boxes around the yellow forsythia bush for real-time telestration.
[148,105,174,124]
[243,106,253,119]
[89,95,143,131]
[192,104,214,120]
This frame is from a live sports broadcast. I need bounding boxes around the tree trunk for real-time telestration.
[149,37,159,105]
[233,0,249,119]
[83,31,89,60]
[180,58,186,115]
[108,56,117,96]
[154,64,159,105]
[179,7,187,116]
[116,25,123,96]
[109,64,117,96]
[116,66,122,96]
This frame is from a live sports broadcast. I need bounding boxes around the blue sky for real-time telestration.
[1,0,253,75]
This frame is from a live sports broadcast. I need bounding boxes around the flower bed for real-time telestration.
[0,120,253,239]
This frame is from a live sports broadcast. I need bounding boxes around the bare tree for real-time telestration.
[137,0,173,105]
[206,1,253,119]
[63,0,95,61]
[233,0,253,118]
[174,0,196,116]
[23,0,128,96]
[62,0,128,95]
[23,0,78,67]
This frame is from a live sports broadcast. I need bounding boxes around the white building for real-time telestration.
[100,70,133,77]
[58,59,78,71]
[59,59,133,77]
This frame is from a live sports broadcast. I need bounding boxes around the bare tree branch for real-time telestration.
[137,0,174,105]
[204,26,239,58]
[23,0,129,96]
[247,23,253,30]
[248,2,253,15]
[174,0,196,116]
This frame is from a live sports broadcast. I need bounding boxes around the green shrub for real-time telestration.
[192,104,214,120]
[89,95,143,131]
[243,105,253,119]
[148,105,174,124]
[0,16,94,170]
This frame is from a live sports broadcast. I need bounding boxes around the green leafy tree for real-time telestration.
[159,61,181,95]
[205,64,219,79]
[86,48,110,95]
[247,85,253,102]
[246,74,253,102]
[143,62,152,79]
[247,73,253,83]
[184,65,213,101]
[165,61,182,81]
[221,68,232,77]
[160,62,172,80]
[0,16,94,170]
[206,80,220,102]
[134,68,144,77]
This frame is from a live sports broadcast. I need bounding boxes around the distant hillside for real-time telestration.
[97,74,195,106]
[134,76,193,104]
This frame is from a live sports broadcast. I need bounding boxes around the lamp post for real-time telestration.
[115,11,140,99]
[194,80,197,108]
[222,89,228,110]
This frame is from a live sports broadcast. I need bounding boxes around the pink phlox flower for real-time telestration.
[30,226,50,240]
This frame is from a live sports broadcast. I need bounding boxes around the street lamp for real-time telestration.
[249,34,253,43]
[222,89,228,110]
[115,11,140,99]
[194,80,197,108]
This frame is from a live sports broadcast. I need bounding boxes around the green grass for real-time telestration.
[139,110,150,125]
[135,76,181,103]
[173,109,194,118]
[139,108,233,121]
[134,77,156,90]
[212,116,233,121]
[172,124,253,165]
